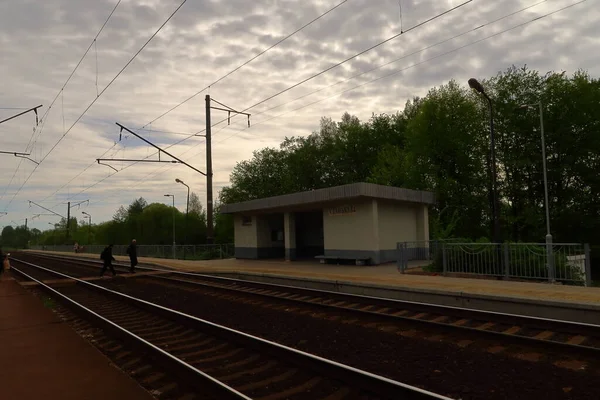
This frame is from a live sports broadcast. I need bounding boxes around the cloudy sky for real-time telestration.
[0,0,597,233]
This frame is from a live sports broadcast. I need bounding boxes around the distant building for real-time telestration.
[220,182,435,265]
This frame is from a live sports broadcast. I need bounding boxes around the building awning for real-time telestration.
[220,182,435,214]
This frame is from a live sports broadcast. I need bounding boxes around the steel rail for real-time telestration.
[10,263,250,400]
[11,257,453,400]
[25,252,600,336]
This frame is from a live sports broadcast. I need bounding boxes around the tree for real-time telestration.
[188,192,205,217]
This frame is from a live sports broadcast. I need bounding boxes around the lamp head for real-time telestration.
[175,178,182,183]
[468,78,485,94]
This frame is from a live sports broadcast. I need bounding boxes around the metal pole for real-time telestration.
[486,96,501,244]
[539,100,554,281]
[172,195,176,259]
[206,94,214,244]
[88,215,92,245]
[66,201,70,243]
[186,185,189,244]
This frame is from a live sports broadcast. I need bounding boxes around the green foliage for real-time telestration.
[19,191,231,247]
[220,65,600,252]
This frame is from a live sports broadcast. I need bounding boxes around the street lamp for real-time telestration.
[82,211,92,245]
[164,194,176,259]
[175,178,190,258]
[468,78,501,244]
[515,100,554,280]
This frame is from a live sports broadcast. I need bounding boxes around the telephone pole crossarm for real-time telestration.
[115,123,206,176]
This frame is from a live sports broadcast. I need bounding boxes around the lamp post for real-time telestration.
[175,178,190,259]
[82,211,91,245]
[164,194,176,259]
[468,78,501,244]
[516,100,554,281]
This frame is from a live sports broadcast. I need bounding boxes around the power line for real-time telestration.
[233,0,551,122]
[41,0,575,208]
[38,0,467,205]
[216,0,588,144]
[0,0,122,207]
[142,0,352,129]
[3,0,189,211]
[241,0,472,113]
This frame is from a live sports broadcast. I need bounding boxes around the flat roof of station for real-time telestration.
[220,182,435,214]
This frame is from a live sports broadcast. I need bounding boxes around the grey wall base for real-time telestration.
[206,271,600,325]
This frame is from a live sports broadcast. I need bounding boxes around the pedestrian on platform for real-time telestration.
[100,244,116,278]
[126,239,138,273]
[0,247,5,276]
[0,247,9,276]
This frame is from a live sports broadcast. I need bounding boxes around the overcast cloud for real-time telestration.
[0,0,597,232]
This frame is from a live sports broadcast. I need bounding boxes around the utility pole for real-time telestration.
[65,200,89,243]
[25,218,28,230]
[67,201,70,241]
[204,95,250,244]
[205,95,213,244]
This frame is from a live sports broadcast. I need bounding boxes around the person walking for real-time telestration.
[126,239,138,273]
[0,247,5,277]
[100,244,116,278]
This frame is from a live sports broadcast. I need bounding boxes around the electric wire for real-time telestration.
[142,0,352,129]
[34,0,584,217]
[0,0,122,208]
[216,0,588,143]
[3,0,189,211]
[38,0,469,207]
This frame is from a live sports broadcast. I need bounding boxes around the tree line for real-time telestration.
[0,192,233,248]
[219,65,599,249]
[2,65,598,255]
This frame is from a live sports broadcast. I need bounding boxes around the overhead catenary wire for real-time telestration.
[3,0,189,211]
[44,0,533,207]
[227,0,552,122]
[37,0,582,213]
[216,0,588,143]
[39,0,469,206]
[142,0,352,129]
[0,0,122,208]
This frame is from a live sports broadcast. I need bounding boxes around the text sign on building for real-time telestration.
[327,204,356,216]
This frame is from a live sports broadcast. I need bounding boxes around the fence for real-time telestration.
[398,241,592,286]
[30,244,235,261]
[395,240,458,271]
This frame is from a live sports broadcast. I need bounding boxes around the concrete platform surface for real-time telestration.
[23,250,600,306]
[0,273,155,400]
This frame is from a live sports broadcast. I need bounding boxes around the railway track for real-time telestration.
[11,257,451,400]
[18,252,600,357]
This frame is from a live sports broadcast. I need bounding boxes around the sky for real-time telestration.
[0,0,598,233]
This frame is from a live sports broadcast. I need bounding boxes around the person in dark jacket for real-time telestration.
[100,244,116,277]
[126,239,138,273]
[0,247,5,276]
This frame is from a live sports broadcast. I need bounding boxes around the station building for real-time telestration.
[220,182,435,265]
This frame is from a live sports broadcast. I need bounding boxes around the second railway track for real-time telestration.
[11,256,450,400]
[18,252,600,357]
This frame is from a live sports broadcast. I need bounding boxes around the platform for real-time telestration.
[23,250,600,323]
[0,272,154,400]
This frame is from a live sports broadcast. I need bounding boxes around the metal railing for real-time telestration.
[396,240,458,272]
[397,241,592,286]
[29,244,235,261]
